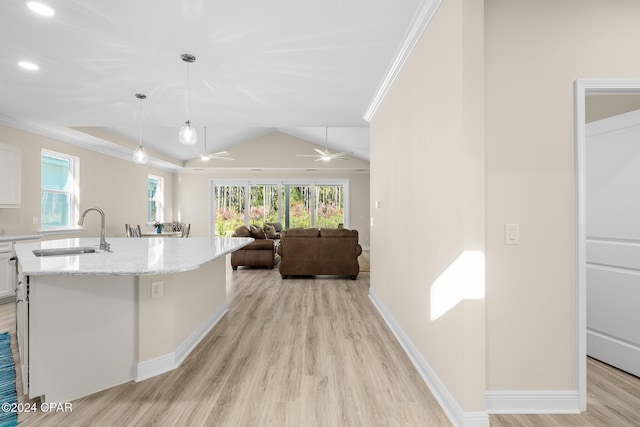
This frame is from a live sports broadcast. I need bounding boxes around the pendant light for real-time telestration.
[178,53,197,145]
[132,93,148,164]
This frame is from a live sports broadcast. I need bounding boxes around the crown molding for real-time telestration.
[362,0,442,122]
[0,114,182,172]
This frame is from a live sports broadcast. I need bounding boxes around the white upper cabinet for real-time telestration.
[0,143,21,207]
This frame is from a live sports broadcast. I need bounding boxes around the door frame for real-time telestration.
[574,79,640,411]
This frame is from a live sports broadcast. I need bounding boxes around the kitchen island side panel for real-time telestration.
[28,275,136,402]
[137,256,227,364]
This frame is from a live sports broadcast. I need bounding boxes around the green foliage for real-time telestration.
[214,183,345,234]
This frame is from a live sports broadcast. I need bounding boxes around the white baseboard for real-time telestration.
[135,302,229,382]
[368,289,489,427]
[485,390,580,414]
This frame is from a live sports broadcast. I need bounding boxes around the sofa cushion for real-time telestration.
[319,228,358,238]
[249,225,267,239]
[234,225,251,237]
[265,222,284,232]
[283,228,319,237]
[244,239,274,250]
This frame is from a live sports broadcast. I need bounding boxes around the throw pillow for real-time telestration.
[263,224,277,239]
[234,226,251,237]
[249,225,267,239]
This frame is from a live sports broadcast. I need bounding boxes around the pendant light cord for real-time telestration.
[139,97,143,147]
[185,62,191,120]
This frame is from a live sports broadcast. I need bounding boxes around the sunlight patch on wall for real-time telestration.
[430,250,485,321]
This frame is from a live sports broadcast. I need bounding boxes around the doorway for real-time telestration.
[574,79,640,411]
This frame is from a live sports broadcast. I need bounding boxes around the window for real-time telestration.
[211,180,348,236]
[148,175,164,224]
[41,150,79,229]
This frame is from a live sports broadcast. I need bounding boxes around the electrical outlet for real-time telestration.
[151,281,163,299]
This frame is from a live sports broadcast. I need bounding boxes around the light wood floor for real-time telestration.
[491,357,640,426]
[0,268,451,426]
[1,268,639,426]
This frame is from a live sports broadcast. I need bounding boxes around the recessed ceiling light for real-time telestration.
[18,61,39,71]
[26,1,55,17]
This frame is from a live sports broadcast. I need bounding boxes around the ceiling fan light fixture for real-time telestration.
[179,53,197,146]
[133,93,148,164]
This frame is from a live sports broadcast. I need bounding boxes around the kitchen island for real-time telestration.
[13,236,252,403]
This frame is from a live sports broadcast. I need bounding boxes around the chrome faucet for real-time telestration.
[78,207,110,252]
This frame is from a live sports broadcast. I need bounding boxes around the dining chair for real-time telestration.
[125,224,142,238]
[181,224,191,238]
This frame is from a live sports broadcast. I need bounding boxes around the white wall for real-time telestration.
[370,0,486,416]
[0,124,174,239]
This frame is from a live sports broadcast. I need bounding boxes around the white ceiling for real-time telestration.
[0,0,422,165]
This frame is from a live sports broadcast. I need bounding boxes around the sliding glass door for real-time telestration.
[211,180,348,236]
[315,185,344,228]
[214,185,245,236]
[249,185,281,224]
[285,185,312,229]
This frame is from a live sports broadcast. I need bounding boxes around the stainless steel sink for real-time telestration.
[33,247,98,257]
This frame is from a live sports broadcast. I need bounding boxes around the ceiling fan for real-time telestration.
[296,127,350,161]
[199,127,234,161]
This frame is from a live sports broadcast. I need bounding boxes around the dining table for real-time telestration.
[141,231,183,237]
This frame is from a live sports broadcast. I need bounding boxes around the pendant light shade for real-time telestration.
[133,145,148,164]
[179,120,197,145]
[179,53,197,145]
[133,93,148,164]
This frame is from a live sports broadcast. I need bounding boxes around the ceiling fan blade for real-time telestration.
[332,157,349,161]
[314,148,327,156]
[208,151,231,156]
[330,151,351,157]
[296,154,319,157]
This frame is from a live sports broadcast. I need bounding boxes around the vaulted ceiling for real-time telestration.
[0,0,423,168]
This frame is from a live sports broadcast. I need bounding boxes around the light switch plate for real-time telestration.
[151,281,163,298]
[505,224,519,245]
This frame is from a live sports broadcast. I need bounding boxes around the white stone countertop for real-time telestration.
[14,237,253,276]
[0,234,42,243]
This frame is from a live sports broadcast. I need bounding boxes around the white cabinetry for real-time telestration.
[0,143,21,208]
[0,242,15,300]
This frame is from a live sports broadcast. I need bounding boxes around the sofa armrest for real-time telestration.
[356,244,362,257]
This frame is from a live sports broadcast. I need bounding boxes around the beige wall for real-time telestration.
[0,124,174,239]
[485,0,640,391]
[370,0,485,412]
[175,132,371,246]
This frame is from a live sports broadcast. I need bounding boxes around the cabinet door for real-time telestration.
[0,244,14,299]
[0,143,21,207]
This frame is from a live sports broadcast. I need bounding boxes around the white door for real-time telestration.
[585,110,640,377]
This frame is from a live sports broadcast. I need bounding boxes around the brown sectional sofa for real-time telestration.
[276,227,362,279]
[230,225,280,270]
